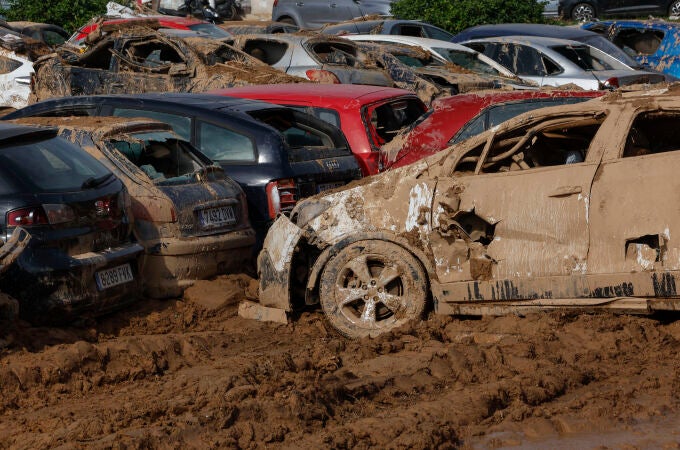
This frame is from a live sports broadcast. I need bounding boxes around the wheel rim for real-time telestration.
[333,253,408,330]
[573,4,594,21]
[671,1,680,15]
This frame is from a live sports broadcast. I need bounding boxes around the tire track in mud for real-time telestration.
[0,275,679,448]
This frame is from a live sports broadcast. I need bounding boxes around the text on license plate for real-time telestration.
[200,206,236,228]
[95,264,134,291]
[317,182,345,193]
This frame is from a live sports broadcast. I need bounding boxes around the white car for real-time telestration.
[341,34,520,80]
[0,32,34,109]
[461,35,666,90]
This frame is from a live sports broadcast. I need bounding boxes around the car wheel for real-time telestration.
[279,16,297,26]
[570,2,596,21]
[670,0,680,16]
[319,240,427,339]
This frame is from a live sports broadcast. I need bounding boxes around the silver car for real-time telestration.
[272,0,392,29]
[462,35,665,90]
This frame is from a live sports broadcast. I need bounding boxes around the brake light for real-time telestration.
[306,69,341,84]
[266,179,297,219]
[273,0,279,5]
[7,207,49,227]
[602,77,619,89]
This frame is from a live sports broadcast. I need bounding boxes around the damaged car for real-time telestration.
[0,28,50,109]
[258,87,680,338]
[11,116,256,298]
[30,29,305,103]
[0,121,143,322]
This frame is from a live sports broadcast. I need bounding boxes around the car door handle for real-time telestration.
[548,185,582,197]
[295,1,303,5]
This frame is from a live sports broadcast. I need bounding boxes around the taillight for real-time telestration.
[273,0,279,6]
[306,69,341,84]
[602,77,619,89]
[7,207,49,227]
[266,179,297,219]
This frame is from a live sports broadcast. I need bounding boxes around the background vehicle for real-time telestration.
[5,94,363,246]
[320,18,454,41]
[272,0,392,29]
[7,22,69,46]
[13,116,255,298]
[559,0,680,21]
[0,122,143,322]
[381,90,604,170]
[583,20,680,78]
[218,20,299,34]
[462,36,665,89]
[213,84,427,175]
[0,28,50,109]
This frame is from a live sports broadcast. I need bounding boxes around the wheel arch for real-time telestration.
[302,231,437,306]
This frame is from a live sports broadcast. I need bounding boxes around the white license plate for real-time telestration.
[199,206,236,228]
[317,182,345,193]
[95,263,134,290]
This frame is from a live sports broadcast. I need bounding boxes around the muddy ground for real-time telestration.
[0,274,679,449]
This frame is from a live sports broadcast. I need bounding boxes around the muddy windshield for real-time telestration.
[433,48,501,75]
[107,131,220,185]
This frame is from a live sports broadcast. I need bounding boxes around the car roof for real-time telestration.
[465,35,591,47]
[432,89,604,110]
[343,34,473,51]
[0,121,57,143]
[210,84,419,106]
[452,23,601,42]
[588,20,680,30]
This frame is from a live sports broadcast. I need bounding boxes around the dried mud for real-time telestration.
[0,274,679,449]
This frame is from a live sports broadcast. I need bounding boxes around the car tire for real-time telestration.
[570,2,596,21]
[278,16,297,26]
[670,0,680,16]
[319,240,428,339]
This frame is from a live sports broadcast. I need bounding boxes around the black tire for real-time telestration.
[670,0,680,16]
[570,2,596,21]
[278,16,297,26]
[319,240,428,339]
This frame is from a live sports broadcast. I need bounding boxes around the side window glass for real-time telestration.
[197,121,256,161]
[424,25,453,41]
[451,113,487,145]
[623,111,680,158]
[398,25,426,37]
[0,55,22,74]
[613,28,664,56]
[491,43,516,72]
[479,117,605,174]
[111,108,192,140]
[241,39,288,65]
[513,45,546,76]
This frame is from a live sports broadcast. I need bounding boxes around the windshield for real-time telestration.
[551,44,627,71]
[581,35,640,68]
[433,48,501,75]
[107,131,216,186]
[0,136,111,192]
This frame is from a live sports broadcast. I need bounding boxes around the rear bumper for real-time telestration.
[141,228,256,298]
[3,242,144,321]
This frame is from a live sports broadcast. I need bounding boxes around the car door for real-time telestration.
[429,112,607,301]
[587,106,680,297]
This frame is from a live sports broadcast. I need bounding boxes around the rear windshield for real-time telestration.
[363,98,426,148]
[433,48,501,75]
[107,131,220,186]
[550,45,625,71]
[0,136,112,192]
[248,108,351,162]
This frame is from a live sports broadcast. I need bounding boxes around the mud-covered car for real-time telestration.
[30,29,305,103]
[12,116,255,298]
[0,28,50,109]
[218,20,299,35]
[258,88,680,338]
[0,122,143,321]
[0,227,29,275]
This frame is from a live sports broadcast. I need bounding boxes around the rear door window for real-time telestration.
[363,98,426,148]
[111,108,192,140]
[197,121,257,162]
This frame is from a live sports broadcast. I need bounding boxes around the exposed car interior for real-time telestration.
[613,28,664,56]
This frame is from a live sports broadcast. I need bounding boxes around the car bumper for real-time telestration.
[141,228,256,298]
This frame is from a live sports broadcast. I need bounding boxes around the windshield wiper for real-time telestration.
[81,173,113,189]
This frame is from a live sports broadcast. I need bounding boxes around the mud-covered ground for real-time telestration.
[1,274,679,449]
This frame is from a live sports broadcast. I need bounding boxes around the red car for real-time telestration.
[208,84,427,175]
[382,90,606,170]
[67,16,231,46]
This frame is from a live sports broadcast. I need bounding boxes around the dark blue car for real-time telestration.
[583,20,680,78]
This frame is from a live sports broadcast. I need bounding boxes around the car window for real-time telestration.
[111,108,192,140]
[550,45,624,71]
[432,48,501,75]
[453,115,606,174]
[363,99,426,148]
[285,106,341,128]
[623,111,680,158]
[613,28,664,56]
[197,121,256,161]
[0,136,111,192]
[0,54,22,74]
[506,44,547,76]
[43,30,67,46]
[451,114,487,145]
[423,25,453,41]
[309,42,360,67]
[186,23,232,39]
[117,40,187,73]
[396,24,426,37]
[241,39,288,65]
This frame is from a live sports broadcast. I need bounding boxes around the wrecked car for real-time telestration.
[0,28,50,109]
[7,21,69,46]
[381,89,605,170]
[11,116,256,298]
[30,29,305,103]
[6,94,363,247]
[258,87,680,338]
[211,83,427,175]
[320,18,454,42]
[0,121,143,322]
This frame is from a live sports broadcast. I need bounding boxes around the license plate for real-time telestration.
[199,206,236,228]
[317,182,345,193]
[95,263,134,291]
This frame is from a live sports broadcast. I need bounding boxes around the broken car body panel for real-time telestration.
[259,88,680,335]
[0,227,29,275]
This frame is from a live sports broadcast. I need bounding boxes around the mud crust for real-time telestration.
[319,240,428,338]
